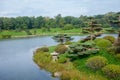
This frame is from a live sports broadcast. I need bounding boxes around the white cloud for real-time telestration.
[0,0,120,17]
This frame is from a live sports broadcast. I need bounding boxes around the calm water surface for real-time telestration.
[0,34,118,80]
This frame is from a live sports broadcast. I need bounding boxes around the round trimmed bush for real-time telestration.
[55,45,68,54]
[36,47,49,52]
[102,64,120,79]
[96,39,112,48]
[107,47,115,54]
[94,38,104,43]
[103,36,115,43]
[86,56,108,70]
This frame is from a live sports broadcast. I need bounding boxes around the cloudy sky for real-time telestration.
[0,0,120,17]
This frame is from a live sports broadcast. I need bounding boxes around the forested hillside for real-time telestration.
[0,12,120,31]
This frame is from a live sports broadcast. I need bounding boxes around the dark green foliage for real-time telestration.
[25,30,32,35]
[36,47,49,52]
[105,27,115,33]
[52,34,74,44]
[68,41,99,57]
[55,45,68,54]
[96,39,112,48]
[2,35,11,39]
[103,36,115,43]
[65,41,72,45]
[86,56,108,70]
[81,41,96,48]
[102,64,120,79]
[0,12,119,32]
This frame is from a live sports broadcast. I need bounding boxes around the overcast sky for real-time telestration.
[0,0,120,17]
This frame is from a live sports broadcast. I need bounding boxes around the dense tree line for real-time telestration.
[0,12,119,31]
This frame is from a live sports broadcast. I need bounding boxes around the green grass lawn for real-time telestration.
[72,49,120,77]
[0,28,118,39]
[0,28,83,39]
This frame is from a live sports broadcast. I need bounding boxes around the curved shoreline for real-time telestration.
[33,46,108,80]
[0,33,85,40]
[1,32,118,40]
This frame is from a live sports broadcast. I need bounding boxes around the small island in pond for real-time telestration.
[32,13,120,80]
[33,32,120,80]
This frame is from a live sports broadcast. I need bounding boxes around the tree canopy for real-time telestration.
[0,12,119,31]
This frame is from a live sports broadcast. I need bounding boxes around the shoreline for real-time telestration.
[0,33,85,40]
[0,32,118,40]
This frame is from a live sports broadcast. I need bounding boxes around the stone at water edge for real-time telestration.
[54,72,62,77]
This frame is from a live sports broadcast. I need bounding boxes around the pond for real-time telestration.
[0,34,118,80]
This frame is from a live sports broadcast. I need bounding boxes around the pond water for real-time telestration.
[0,34,118,80]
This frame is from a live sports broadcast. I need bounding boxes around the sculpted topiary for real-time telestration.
[55,45,68,54]
[96,39,112,48]
[102,64,120,79]
[103,36,115,43]
[86,56,108,70]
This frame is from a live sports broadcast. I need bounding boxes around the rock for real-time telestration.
[54,72,62,77]
[65,45,69,48]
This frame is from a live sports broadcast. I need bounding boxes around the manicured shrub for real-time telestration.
[52,34,74,44]
[86,56,108,70]
[36,47,49,52]
[55,45,68,54]
[107,47,115,54]
[96,39,112,48]
[103,36,115,43]
[102,64,120,79]
[115,54,120,60]
[107,46,120,54]
[94,38,103,43]
[114,46,120,54]
[65,41,72,45]
[68,42,99,57]
[81,40,96,48]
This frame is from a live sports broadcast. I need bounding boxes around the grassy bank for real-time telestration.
[33,34,120,80]
[33,46,108,80]
[0,28,118,39]
[0,28,83,39]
